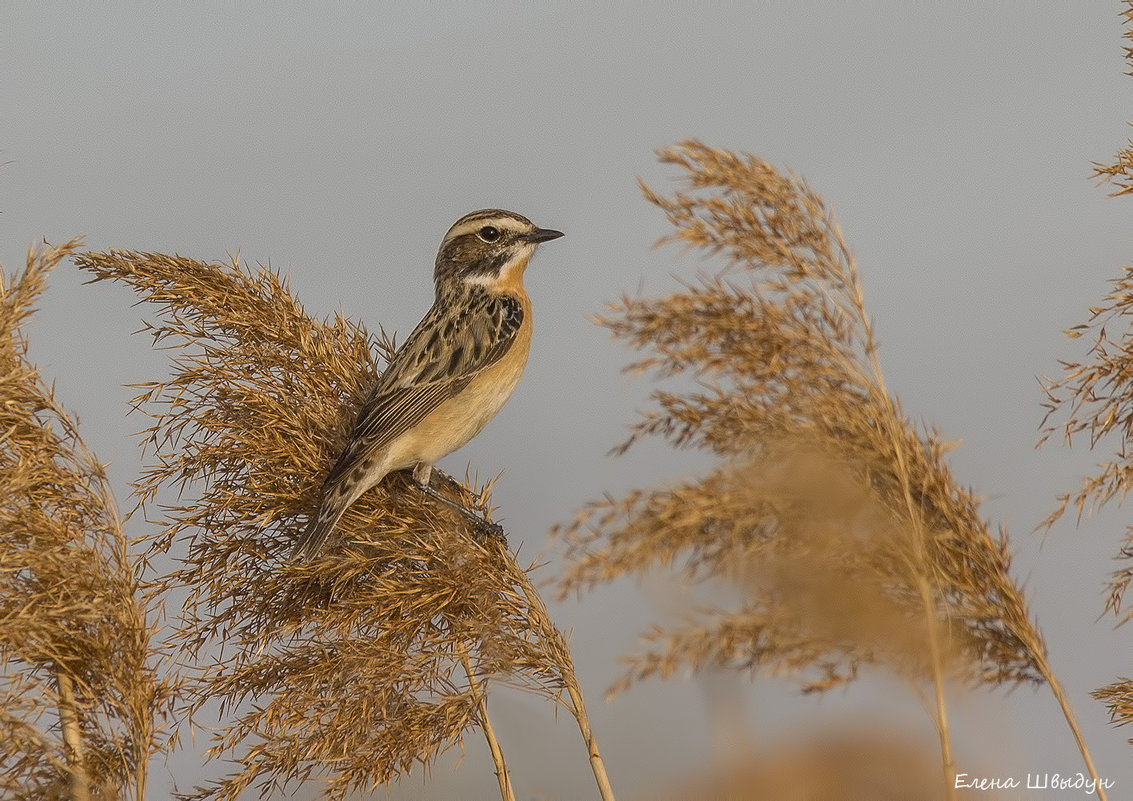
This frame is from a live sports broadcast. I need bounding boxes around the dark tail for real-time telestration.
[293,494,350,559]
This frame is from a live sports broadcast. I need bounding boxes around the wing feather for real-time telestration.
[321,289,523,489]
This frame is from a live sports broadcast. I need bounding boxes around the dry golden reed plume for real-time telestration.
[1040,263,1133,621]
[651,730,992,801]
[1092,4,1133,195]
[72,249,613,801]
[558,140,1105,798]
[0,241,170,801]
[1040,0,1133,748]
[1092,679,1133,745]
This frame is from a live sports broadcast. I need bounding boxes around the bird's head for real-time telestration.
[434,209,563,291]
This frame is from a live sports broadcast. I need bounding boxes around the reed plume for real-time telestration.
[0,240,170,801]
[1091,4,1133,196]
[649,730,981,801]
[73,249,613,800]
[559,140,1104,797]
[1039,0,1133,748]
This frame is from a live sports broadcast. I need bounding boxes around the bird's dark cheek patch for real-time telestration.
[467,251,512,281]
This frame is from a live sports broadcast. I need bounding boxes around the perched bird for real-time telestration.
[295,208,563,556]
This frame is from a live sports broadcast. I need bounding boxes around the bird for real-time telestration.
[295,208,564,557]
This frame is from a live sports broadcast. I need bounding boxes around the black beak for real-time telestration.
[522,227,565,244]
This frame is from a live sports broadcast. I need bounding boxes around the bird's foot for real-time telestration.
[414,474,506,543]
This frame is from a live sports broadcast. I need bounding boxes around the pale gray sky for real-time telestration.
[3,3,1132,799]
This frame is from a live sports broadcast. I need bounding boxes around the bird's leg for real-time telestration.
[412,464,505,540]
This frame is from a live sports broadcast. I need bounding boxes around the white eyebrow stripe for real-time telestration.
[446,217,529,241]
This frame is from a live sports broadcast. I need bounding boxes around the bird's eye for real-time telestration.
[477,226,501,243]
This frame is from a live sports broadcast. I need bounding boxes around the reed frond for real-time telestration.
[559,140,1100,795]
[1039,263,1133,625]
[649,731,985,801]
[1039,5,1133,754]
[73,249,610,800]
[0,240,170,801]
[1091,3,1133,195]
[561,141,1044,687]
[1093,678,1133,744]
